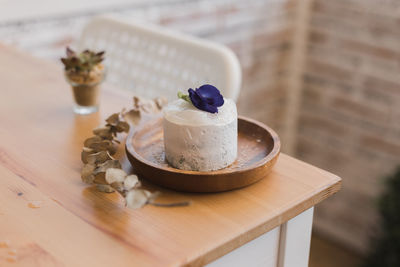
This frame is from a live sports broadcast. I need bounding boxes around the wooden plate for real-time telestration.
[126,115,280,193]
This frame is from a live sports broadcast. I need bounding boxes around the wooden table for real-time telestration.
[0,44,341,267]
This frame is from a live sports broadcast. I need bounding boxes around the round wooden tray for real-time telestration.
[126,115,280,193]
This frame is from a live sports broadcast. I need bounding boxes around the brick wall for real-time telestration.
[298,0,400,253]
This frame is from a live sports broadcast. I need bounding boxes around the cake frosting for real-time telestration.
[163,98,237,171]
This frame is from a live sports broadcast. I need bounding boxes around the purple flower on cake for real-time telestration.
[178,84,224,113]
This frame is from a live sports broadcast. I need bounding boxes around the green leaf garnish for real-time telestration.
[178,91,191,103]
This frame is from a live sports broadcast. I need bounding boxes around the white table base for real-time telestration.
[207,208,314,267]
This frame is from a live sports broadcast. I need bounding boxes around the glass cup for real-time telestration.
[65,69,105,115]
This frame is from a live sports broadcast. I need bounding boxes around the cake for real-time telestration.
[163,85,237,171]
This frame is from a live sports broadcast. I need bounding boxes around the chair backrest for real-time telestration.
[78,15,241,102]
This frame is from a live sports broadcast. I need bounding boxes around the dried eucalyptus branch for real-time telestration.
[80,96,190,209]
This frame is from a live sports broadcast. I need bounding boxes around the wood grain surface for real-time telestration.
[0,44,341,267]
[126,115,280,192]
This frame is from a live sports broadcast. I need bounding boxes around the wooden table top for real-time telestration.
[0,44,341,267]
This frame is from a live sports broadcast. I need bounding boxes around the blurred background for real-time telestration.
[1,0,399,266]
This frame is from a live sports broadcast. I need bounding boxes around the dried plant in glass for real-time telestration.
[61,47,105,114]
[80,96,190,209]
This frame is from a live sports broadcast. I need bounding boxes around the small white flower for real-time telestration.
[105,168,127,184]
[125,189,151,209]
[124,174,140,191]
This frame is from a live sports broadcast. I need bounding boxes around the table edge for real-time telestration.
[184,170,342,267]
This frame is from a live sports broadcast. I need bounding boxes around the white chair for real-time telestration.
[78,15,241,102]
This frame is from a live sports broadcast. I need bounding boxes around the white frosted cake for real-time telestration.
[163,98,238,171]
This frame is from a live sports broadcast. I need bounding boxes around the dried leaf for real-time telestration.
[97,159,121,172]
[81,164,95,184]
[124,174,140,191]
[84,136,103,147]
[82,147,93,152]
[133,96,141,110]
[105,168,127,184]
[93,126,113,140]
[115,121,130,133]
[93,173,107,184]
[134,96,158,113]
[112,139,121,144]
[110,181,124,192]
[104,112,131,134]
[108,143,118,155]
[105,113,120,126]
[122,109,141,125]
[125,189,152,209]
[89,140,114,153]
[81,148,95,164]
[133,96,167,114]
[93,160,122,184]
[96,184,115,193]
[86,150,113,165]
